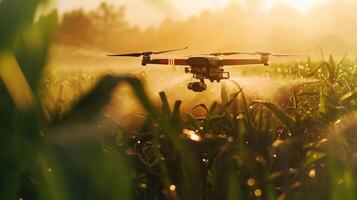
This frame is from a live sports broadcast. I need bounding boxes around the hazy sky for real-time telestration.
[57,0,331,28]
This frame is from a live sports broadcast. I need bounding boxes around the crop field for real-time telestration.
[10,52,357,200]
[1,0,357,200]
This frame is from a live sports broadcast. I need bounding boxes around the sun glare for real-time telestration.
[57,0,332,27]
[263,0,330,13]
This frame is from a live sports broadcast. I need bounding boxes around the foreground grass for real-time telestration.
[1,1,357,199]
[35,54,356,200]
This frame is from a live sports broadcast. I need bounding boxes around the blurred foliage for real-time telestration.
[40,54,356,200]
[0,0,131,199]
[1,0,357,200]
[56,1,357,54]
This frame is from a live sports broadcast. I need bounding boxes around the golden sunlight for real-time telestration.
[263,0,330,13]
[58,0,332,28]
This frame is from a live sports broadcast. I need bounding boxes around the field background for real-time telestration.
[1,0,357,200]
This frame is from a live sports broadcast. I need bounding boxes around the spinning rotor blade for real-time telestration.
[209,51,303,57]
[268,53,303,57]
[107,53,143,57]
[107,47,188,57]
[153,47,188,54]
[210,52,256,56]
[253,52,304,57]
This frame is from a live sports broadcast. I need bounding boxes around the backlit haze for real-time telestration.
[51,0,357,121]
[54,0,357,54]
[58,0,331,28]
[53,0,357,67]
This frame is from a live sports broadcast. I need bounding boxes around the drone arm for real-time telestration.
[220,59,267,66]
[147,59,188,66]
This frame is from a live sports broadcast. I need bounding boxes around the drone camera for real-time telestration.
[187,82,207,92]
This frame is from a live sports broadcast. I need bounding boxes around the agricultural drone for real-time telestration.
[108,47,300,92]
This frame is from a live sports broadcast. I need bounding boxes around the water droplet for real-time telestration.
[335,119,341,124]
[236,114,244,119]
[254,189,262,197]
[139,183,147,189]
[309,169,316,178]
[183,129,202,142]
[272,140,284,148]
[190,134,201,141]
[247,178,255,186]
[169,184,176,191]
[227,136,234,142]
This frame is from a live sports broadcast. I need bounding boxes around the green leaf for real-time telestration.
[221,82,230,104]
[340,89,357,104]
[220,90,242,114]
[304,150,326,168]
[328,54,336,82]
[184,114,200,130]
[337,53,348,66]
[171,100,182,125]
[58,76,157,123]
[208,101,218,117]
[159,91,171,117]
[329,156,356,200]
[58,76,121,122]
[319,85,327,116]
[319,47,325,61]
[0,0,40,49]
[293,91,300,122]
[192,103,208,113]
[227,172,241,200]
[229,80,254,132]
[310,61,328,77]
[260,102,296,133]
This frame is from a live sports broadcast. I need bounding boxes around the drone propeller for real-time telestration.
[209,52,256,56]
[208,51,303,57]
[251,52,303,57]
[107,47,188,57]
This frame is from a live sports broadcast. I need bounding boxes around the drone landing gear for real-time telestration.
[187,79,207,92]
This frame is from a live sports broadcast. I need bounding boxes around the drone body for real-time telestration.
[108,47,298,92]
